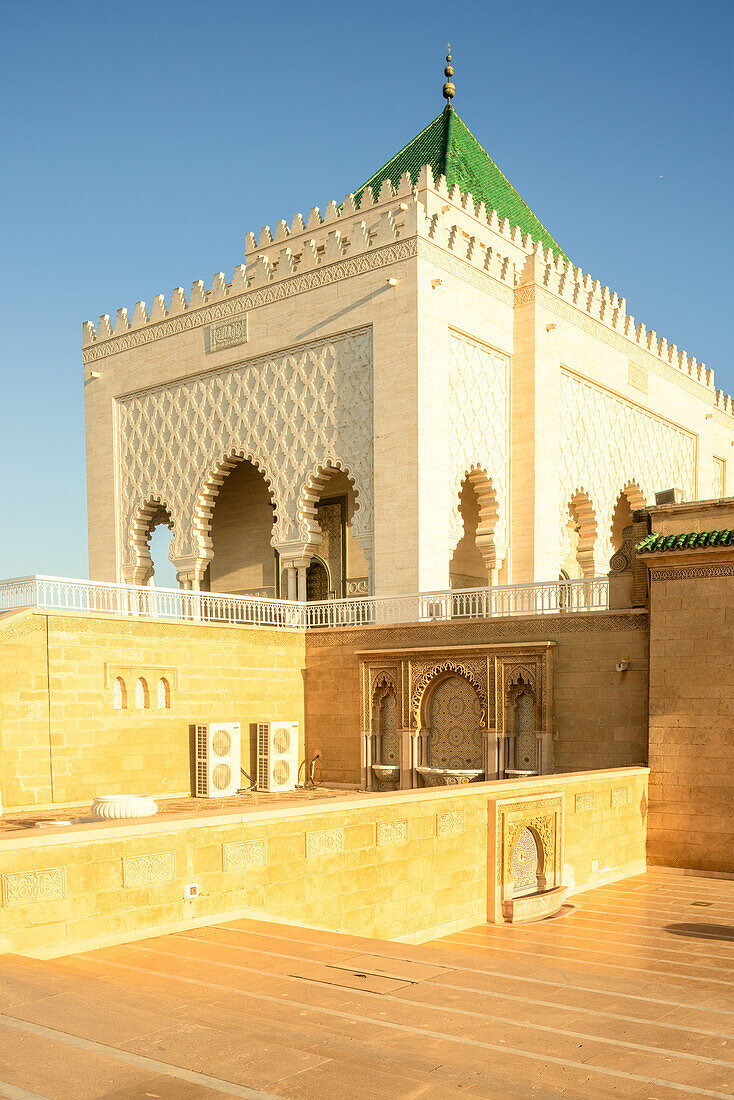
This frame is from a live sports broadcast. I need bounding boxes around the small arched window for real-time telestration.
[112,677,127,710]
[135,677,149,710]
[157,677,170,710]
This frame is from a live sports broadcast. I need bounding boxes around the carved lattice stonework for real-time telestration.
[116,327,373,570]
[376,820,408,846]
[122,852,176,887]
[611,787,629,808]
[223,839,267,870]
[575,792,594,812]
[448,331,509,553]
[560,368,696,565]
[2,867,67,906]
[437,810,465,836]
[306,827,344,857]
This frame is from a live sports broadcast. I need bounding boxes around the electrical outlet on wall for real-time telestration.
[183,884,199,900]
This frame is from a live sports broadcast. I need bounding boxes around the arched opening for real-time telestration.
[512,827,541,897]
[426,674,483,769]
[449,468,504,589]
[128,500,176,587]
[563,491,598,579]
[148,520,178,588]
[299,465,370,599]
[610,484,645,557]
[204,459,278,596]
[306,556,330,601]
[450,479,490,589]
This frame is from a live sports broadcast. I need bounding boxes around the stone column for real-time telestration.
[297,566,307,603]
[286,566,297,601]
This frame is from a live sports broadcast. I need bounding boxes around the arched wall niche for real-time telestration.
[421,671,484,770]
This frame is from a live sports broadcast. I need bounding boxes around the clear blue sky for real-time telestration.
[1,0,732,580]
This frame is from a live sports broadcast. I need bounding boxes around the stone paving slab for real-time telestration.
[0,870,732,1097]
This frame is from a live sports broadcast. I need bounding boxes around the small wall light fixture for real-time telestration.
[615,660,630,673]
[386,277,398,287]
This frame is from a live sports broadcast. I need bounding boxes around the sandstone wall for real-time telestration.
[647,565,734,872]
[305,611,649,785]
[0,611,305,812]
[0,768,647,957]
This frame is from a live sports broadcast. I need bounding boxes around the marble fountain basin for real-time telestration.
[371,764,400,786]
[417,766,485,787]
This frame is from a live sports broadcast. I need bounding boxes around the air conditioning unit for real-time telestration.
[257,721,299,792]
[195,722,241,798]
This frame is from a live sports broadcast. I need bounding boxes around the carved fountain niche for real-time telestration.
[489,791,567,923]
[360,644,554,790]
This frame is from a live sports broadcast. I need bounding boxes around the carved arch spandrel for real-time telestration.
[409,659,487,727]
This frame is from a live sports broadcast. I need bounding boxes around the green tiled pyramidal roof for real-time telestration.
[354,106,566,260]
[637,530,734,554]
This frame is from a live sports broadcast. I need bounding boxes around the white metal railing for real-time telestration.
[0,574,609,629]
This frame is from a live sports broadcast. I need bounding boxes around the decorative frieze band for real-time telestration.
[82,239,418,364]
[521,284,715,405]
[306,827,344,858]
[2,867,67,906]
[122,851,175,887]
[649,563,734,581]
[437,810,465,836]
[223,839,267,870]
[376,820,408,846]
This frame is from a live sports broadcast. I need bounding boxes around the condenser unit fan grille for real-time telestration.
[212,762,232,791]
[272,759,291,786]
[212,729,232,756]
[273,727,291,754]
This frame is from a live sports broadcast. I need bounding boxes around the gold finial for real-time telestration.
[442,43,455,105]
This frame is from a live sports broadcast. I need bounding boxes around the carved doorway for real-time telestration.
[306,557,331,601]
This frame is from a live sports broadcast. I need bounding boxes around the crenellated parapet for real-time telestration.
[80,165,731,414]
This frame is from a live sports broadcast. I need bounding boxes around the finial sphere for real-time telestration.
[442,43,455,102]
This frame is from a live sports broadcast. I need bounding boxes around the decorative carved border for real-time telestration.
[518,284,716,405]
[418,238,514,306]
[437,810,465,836]
[313,612,648,650]
[223,839,267,870]
[2,867,67,906]
[376,820,408,846]
[649,563,734,580]
[306,827,344,858]
[83,239,418,363]
[122,851,175,887]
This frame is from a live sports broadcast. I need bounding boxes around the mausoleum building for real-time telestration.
[82,70,734,599]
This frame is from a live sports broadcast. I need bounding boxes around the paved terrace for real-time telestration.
[0,870,732,1098]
